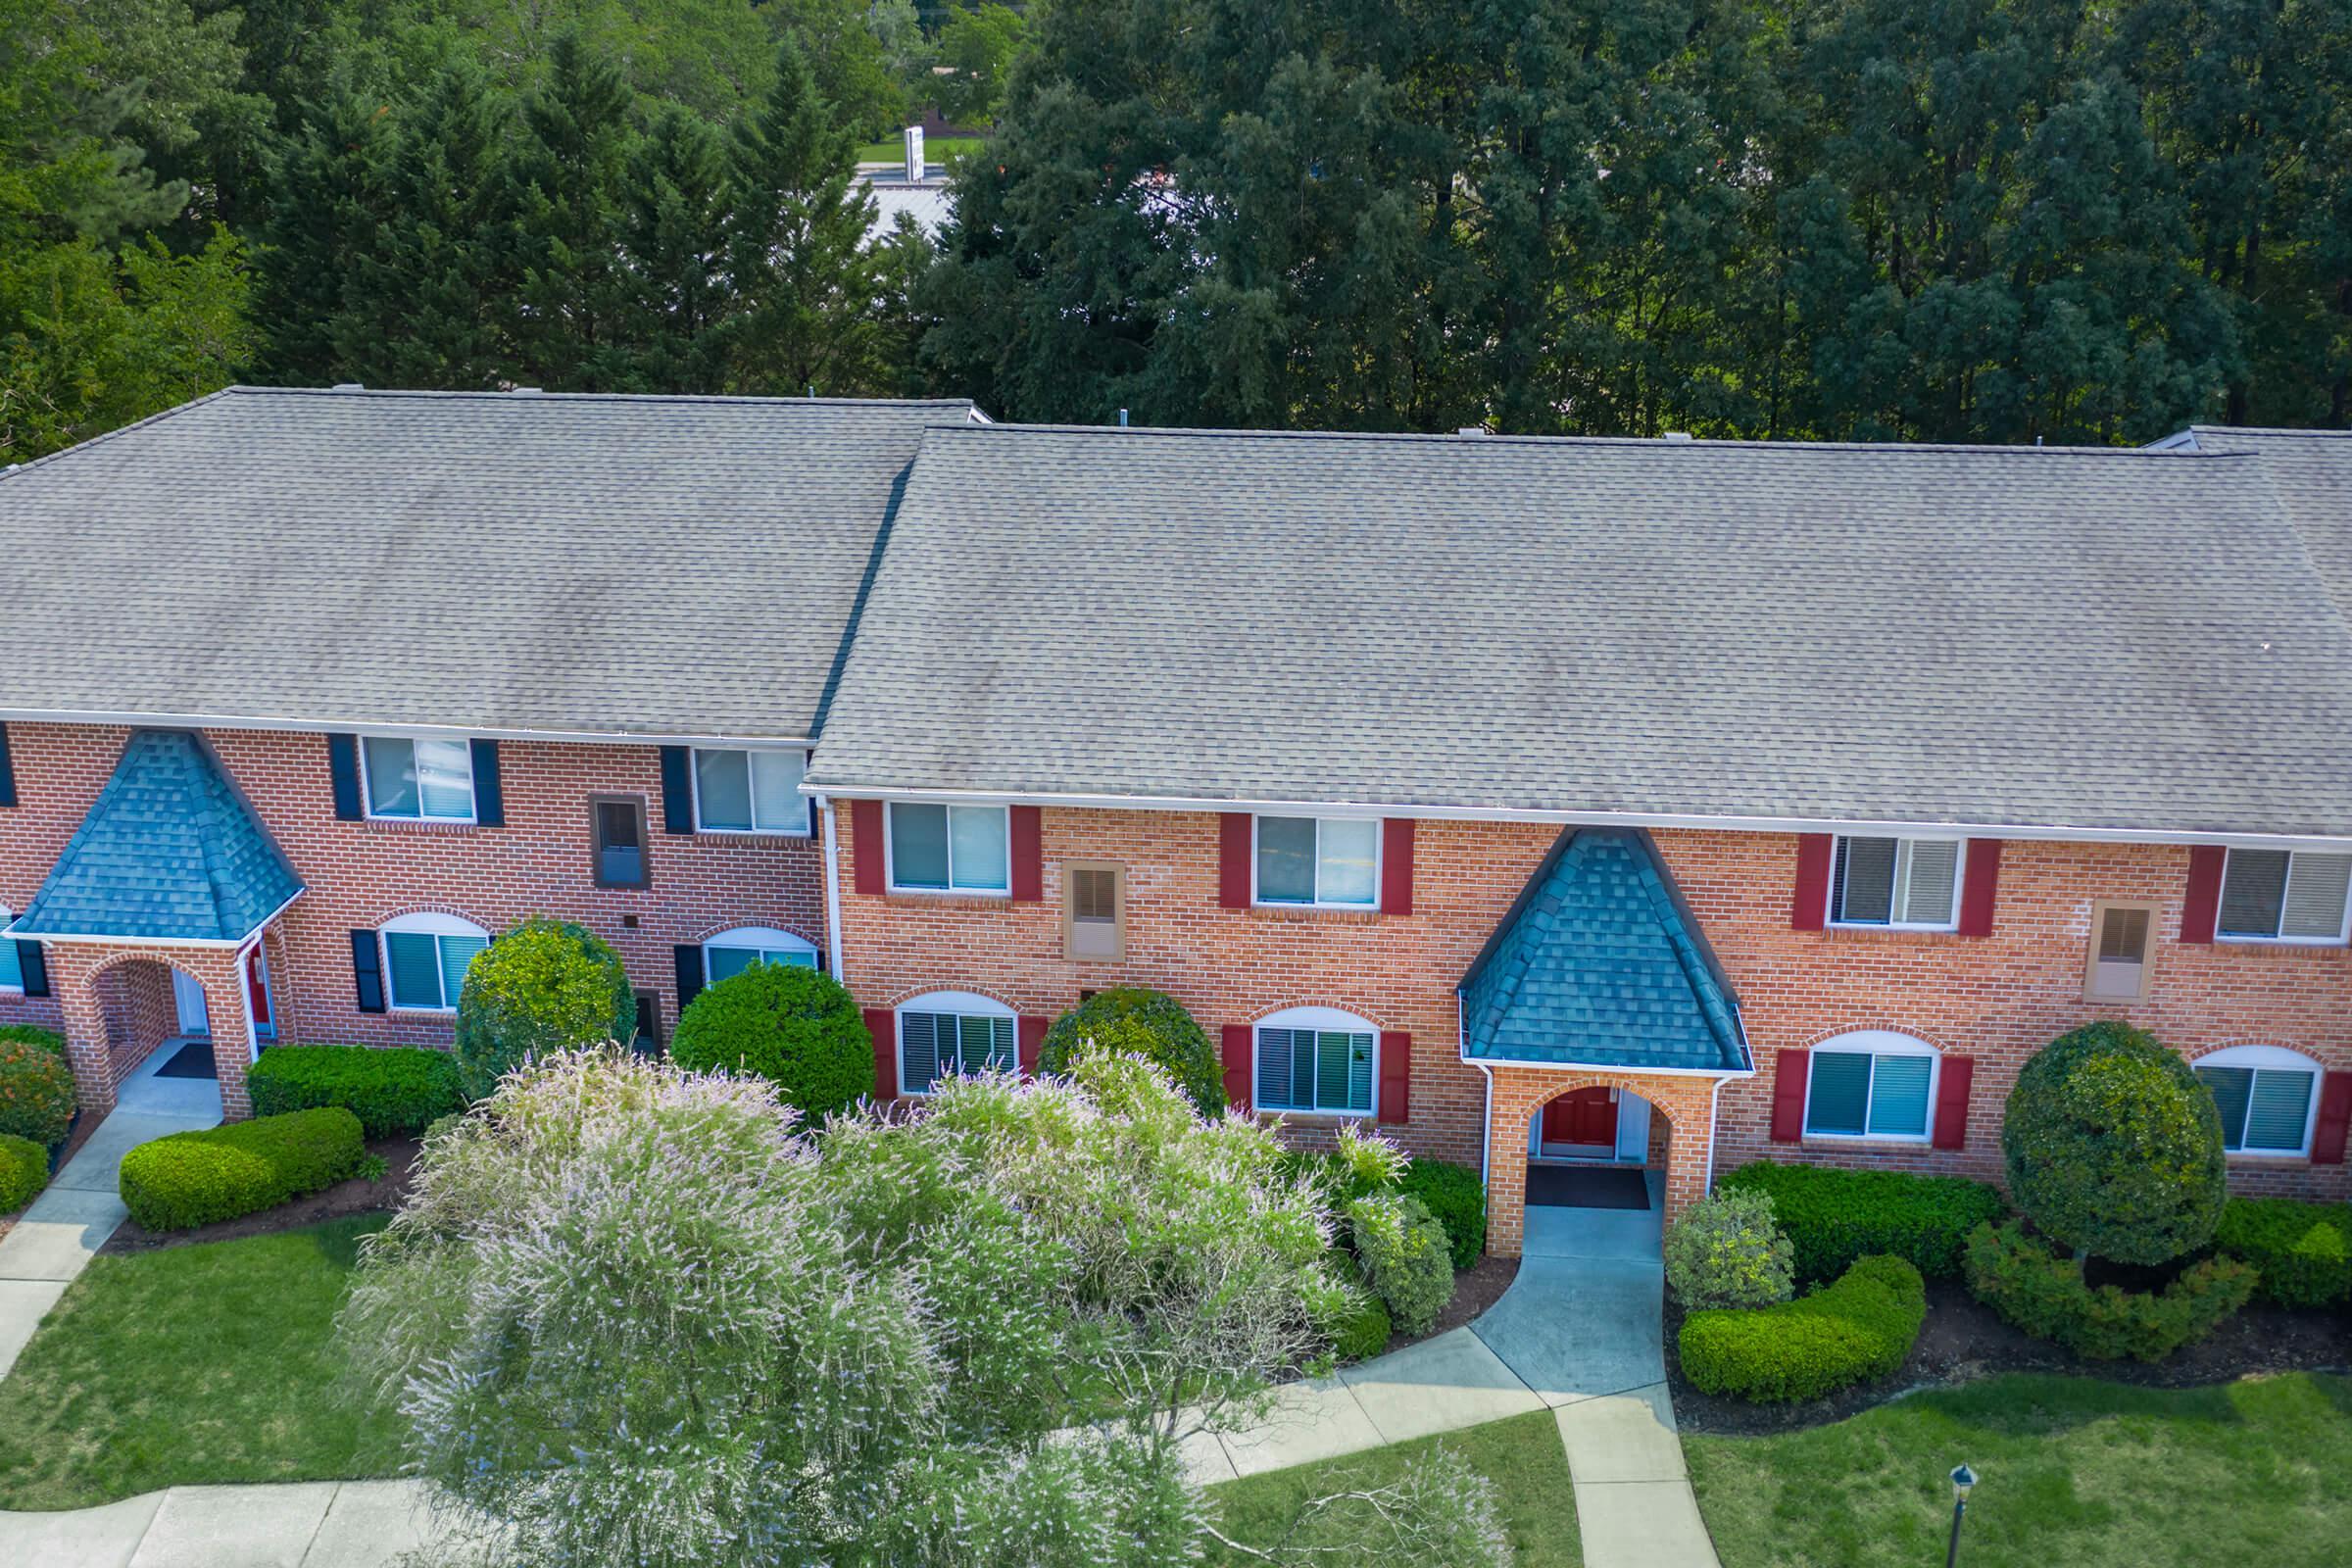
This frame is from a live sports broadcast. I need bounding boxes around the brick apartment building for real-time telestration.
[3,389,2349,1256]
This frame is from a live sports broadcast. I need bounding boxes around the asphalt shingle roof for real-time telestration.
[14,729,303,941]
[0,387,977,740]
[807,422,2352,838]
[2168,426,2352,625]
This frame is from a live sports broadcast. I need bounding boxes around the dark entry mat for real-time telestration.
[155,1040,219,1079]
[1526,1164,1650,1209]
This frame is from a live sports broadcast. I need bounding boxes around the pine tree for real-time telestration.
[501,31,638,390]
[249,77,398,384]
[614,105,732,393]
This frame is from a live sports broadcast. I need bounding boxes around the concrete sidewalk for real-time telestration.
[0,1480,446,1568]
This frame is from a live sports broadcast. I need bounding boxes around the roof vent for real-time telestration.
[510,386,542,395]
[331,382,364,391]
[1663,431,1693,442]
[1457,426,1490,438]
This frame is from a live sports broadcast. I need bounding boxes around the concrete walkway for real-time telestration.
[0,1480,446,1568]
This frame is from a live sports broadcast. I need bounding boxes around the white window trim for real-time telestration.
[2195,1044,2325,1157]
[701,925,818,982]
[1826,836,1966,933]
[688,747,812,837]
[1801,1029,1941,1143]
[359,734,478,824]
[2215,849,2352,947]
[885,802,1012,897]
[0,906,22,996]
[1250,815,1383,910]
[1251,1004,1381,1120]
[896,990,1017,1097]
[378,911,491,1014]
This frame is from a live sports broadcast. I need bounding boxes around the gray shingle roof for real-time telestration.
[0,387,976,740]
[2168,426,2352,625]
[808,423,2352,838]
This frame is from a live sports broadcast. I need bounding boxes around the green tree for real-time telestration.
[451,917,635,1099]
[760,0,905,139]
[501,31,638,390]
[1037,987,1222,1117]
[614,104,733,392]
[932,3,1026,126]
[667,961,873,1119]
[249,77,400,385]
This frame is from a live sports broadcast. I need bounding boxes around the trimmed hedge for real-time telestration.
[1037,988,1222,1116]
[0,1131,46,1211]
[1396,1159,1486,1271]
[668,963,874,1119]
[118,1107,367,1232]
[1718,1160,2007,1283]
[1679,1254,1927,1402]
[2215,1197,2352,1308]
[1963,1220,2255,1361]
[0,1024,66,1056]
[453,917,636,1099]
[0,1035,75,1147]
[247,1045,465,1138]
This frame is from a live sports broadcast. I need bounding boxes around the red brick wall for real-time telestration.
[833,805,2352,1202]
[95,958,177,1084]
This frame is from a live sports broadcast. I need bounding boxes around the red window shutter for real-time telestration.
[1790,835,1834,931]
[1770,1049,1808,1142]
[1957,840,2002,938]
[1932,1055,1975,1150]
[852,800,886,896]
[1377,1031,1411,1124]
[2180,845,2227,944]
[1380,819,1416,915]
[1218,813,1253,908]
[1221,1024,1253,1113]
[863,1007,897,1100]
[1018,1015,1048,1077]
[2314,1071,2352,1165]
[1009,806,1043,902]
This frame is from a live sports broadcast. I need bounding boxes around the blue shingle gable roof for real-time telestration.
[1459,828,1749,1073]
[13,730,302,942]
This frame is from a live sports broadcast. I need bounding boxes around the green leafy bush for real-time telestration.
[1718,1161,2008,1283]
[1329,1292,1393,1361]
[1036,987,1221,1116]
[0,1024,66,1056]
[118,1107,367,1231]
[667,963,874,1119]
[1665,1188,1795,1309]
[248,1045,465,1138]
[2002,1022,2226,1265]
[453,918,635,1100]
[0,1035,75,1146]
[0,1131,46,1211]
[1963,1220,2256,1361]
[1396,1159,1486,1271]
[1348,1193,1455,1337]
[1276,1126,1409,1208]
[2214,1198,2352,1308]
[1679,1254,1927,1402]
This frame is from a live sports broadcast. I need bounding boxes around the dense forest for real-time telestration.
[4,0,2348,463]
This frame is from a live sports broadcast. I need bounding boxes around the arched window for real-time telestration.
[703,926,818,985]
[379,912,490,1013]
[1804,1030,1941,1141]
[898,990,1015,1096]
[2194,1045,2324,1156]
[1253,1005,1380,1118]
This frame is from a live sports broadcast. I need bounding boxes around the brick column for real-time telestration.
[47,946,120,1117]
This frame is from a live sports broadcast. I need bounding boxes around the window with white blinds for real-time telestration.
[1254,1016,1377,1116]
[1830,837,1963,930]
[2218,850,2352,944]
[1804,1035,1939,1139]
[2196,1048,2322,1155]
[899,1009,1015,1095]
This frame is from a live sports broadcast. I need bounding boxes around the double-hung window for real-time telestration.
[362,736,475,822]
[899,994,1016,1094]
[703,925,818,984]
[889,804,1009,894]
[1829,836,1963,930]
[692,749,808,834]
[2217,850,2352,945]
[1804,1032,1938,1140]
[1253,1007,1378,1116]
[379,913,490,1012]
[1254,816,1378,907]
[2195,1047,2322,1156]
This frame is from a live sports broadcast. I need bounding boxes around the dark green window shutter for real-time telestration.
[327,735,364,820]
[16,940,47,998]
[0,722,17,808]
[469,740,504,826]
[349,929,385,1011]
[660,747,694,834]
[673,945,704,1014]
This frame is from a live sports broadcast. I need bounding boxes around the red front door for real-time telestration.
[245,950,274,1038]
[1542,1088,1618,1150]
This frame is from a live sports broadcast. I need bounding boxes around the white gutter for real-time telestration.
[8,887,307,949]
[0,708,811,751]
[817,795,847,980]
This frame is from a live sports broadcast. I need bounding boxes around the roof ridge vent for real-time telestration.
[331,382,364,391]
[1456,426,1490,438]
[1663,431,1693,442]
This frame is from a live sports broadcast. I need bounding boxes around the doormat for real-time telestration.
[155,1040,219,1080]
[1525,1164,1650,1210]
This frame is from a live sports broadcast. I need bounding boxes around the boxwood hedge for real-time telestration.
[0,1131,46,1211]
[2214,1197,2352,1308]
[1717,1160,2006,1283]
[1396,1159,1486,1271]
[1963,1220,2255,1361]
[117,1107,367,1232]
[0,1035,75,1147]
[247,1045,465,1138]
[1679,1253,1927,1402]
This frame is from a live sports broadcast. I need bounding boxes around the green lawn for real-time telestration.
[1686,1372,2352,1568]
[0,1215,402,1510]
[855,134,983,164]
[1204,1409,1580,1567]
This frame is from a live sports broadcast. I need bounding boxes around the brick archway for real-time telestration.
[49,941,265,1119]
[1483,1066,1730,1257]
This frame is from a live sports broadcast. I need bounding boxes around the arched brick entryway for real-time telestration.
[48,941,267,1119]
[1483,1067,1730,1257]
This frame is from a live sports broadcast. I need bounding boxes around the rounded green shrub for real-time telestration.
[249,1044,466,1138]
[2002,1022,2226,1266]
[453,918,635,1100]
[0,1131,47,1211]
[1717,1160,2007,1283]
[1679,1253,1927,1402]
[668,962,873,1119]
[1347,1193,1455,1337]
[1330,1293,1393,1361]
[0,1035,75,1146]
[1036,988,1221,1116]
[1963,1220,2255,1360]
[0,1024,66,1056]
[2214,1197,2352,1308]
[1665,1187,1795,1309]
[118,1106,366,1231]
[1396,1159,1486,1271]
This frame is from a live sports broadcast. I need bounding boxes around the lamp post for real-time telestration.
[1944,1464,1977,1568]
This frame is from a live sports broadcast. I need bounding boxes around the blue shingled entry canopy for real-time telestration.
[1460,828,1749,1073]
[11,730,302,943]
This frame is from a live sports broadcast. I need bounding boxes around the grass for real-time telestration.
[0,1214,401,1510]
[1685,1371,2352,1568]
[1202,1408,1580,1567]
[855,134,984,164]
